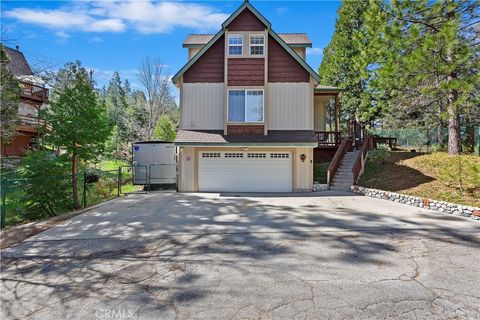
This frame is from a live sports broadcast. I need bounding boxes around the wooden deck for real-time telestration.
[315,131,341,147]
[20,81,48,103]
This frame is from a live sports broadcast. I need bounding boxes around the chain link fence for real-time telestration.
[370,127,480,153]
[0,166,160,229]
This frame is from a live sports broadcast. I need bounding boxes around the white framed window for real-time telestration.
[247,153,266,158]
[225,153,244,158]
[228,34,243,56]
[249,34,265,56]
[228,89,264,123]
[202,152,221,158]
[270,153,289,158]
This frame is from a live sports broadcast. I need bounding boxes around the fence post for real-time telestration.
[1,178,7,229]
[147,164,151,193]
[83,171,87,208]
[117,167,121,197]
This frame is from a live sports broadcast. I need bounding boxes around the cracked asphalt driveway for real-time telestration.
[1,191,479,319]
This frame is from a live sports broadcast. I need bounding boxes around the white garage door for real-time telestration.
[199,151,292,192]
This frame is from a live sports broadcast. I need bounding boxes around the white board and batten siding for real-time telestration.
[267,83,314,130]
[199,151,292,192]
[181,83,224,130]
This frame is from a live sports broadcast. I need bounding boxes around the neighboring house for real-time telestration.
[173,1,342,192]
[1,46,48,157]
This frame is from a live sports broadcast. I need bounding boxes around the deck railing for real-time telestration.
[20,81,48,102]
[375,137,397,149]
[316,131,341,147]
[327,137,353,186]
[352,136,377,184]
[18,115,46,127]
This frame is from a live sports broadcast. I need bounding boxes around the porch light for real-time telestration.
[300,154,307,162]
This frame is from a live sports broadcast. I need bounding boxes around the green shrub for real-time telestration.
[368,143,391,165]
[17,151,73,220]
[314,163,329,184]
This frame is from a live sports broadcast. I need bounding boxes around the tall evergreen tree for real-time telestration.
[105,72,129,157]
[42,62,111,209]
[359,0,479,154]
[318,0,371,123]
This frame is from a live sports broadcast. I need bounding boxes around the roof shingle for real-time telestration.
[3,46,33,76]
[175,130,317,145]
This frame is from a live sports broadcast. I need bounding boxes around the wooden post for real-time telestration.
[334,94,340,133]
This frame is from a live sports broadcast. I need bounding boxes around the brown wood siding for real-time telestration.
[184,35,224,83]
[228,8,266,31]
[1,132,35,157]
[228,58,264,86]
[227,125,264,135]
[268,35,309,83]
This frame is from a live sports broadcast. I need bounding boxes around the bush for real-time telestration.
[314,163,329,184]
[368,143,391,165]
[16,151,73,220]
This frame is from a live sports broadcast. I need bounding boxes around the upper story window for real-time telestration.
[228,35,243,56]
[228,89,264,123]
[249,35,265,56]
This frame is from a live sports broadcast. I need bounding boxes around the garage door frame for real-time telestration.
[197,149,295,192]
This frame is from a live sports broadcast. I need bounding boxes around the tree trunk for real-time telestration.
[445,7,461,155]
[447,107,460,155]
[71,152,80,209]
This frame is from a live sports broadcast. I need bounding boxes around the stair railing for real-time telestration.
[352,135,377,184]
[327,138,353,186]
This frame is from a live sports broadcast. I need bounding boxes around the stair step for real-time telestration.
[332,182,353,186]
[335,174,353,178]
[334,180,353,184]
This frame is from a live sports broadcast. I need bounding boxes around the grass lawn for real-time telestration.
[96,159,129,171]
[359,151,480,207]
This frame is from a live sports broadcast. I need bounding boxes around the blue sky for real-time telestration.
[1,1,341,93]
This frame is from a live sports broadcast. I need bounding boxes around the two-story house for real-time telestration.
[1,45,48,158]
[173,1,342,192]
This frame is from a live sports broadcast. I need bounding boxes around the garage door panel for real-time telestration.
[199,152,292,192]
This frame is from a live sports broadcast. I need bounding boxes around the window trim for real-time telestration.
[227,89,265,124]
[228,34,243,56]
[249,34,265,56]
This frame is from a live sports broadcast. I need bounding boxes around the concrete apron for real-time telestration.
[2,191,478,259]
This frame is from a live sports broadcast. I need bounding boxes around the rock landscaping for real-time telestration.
[351,185,480,221]
[313,183,329,191]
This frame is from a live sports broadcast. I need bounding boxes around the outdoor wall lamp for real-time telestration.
[300,154,307,162]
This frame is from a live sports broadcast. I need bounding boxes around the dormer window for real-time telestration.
[228,35,243,56]
[249,35,264,55]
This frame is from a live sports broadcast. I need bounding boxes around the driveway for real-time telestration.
[1,191,479,319]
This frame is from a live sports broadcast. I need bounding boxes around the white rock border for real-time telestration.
[351,185,480,221]
[313,183,329,192]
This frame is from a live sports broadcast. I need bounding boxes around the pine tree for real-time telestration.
[319,0,371,123]
[359,0,479,154]
[105,72,129,158]
[42,62,111,209]
[154,114,176,142]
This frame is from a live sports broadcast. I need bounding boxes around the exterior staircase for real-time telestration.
[330,149,360,191]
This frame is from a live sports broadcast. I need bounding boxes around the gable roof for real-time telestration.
[2,45,33,76]
[172,1,319,84]
[183,33,312,48]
